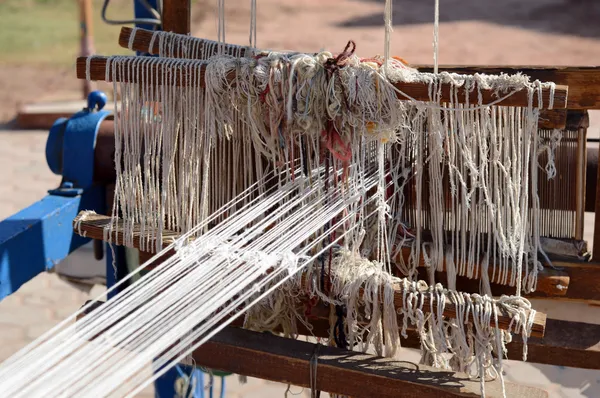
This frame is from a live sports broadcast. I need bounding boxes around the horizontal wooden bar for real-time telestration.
[189,327,547,398]
[508,318,600,370]
[237,310,600,371]
[538,109,567,129]
[415,65,600,110]
[428,261,600,302]
[79,297,599,371]
[396,247,570,297]
[122,27,600,112]
[119,26,243,58]
[74,212,546,337]
[76,56,567,109]
[74,301,547,398]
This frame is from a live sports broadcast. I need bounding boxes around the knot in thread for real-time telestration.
[242,250,279,274]
[280,250,300,276]
[323,40,356,80]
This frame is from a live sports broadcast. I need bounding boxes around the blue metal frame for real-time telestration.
[0,187,105,300]
[0,91,109,301]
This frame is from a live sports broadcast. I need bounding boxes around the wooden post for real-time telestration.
[571,111,590,241]
[594,142,600,259]
[161,0,191,34]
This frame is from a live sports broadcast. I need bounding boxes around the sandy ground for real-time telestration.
[1,0,600,397]
[4,0,600,121]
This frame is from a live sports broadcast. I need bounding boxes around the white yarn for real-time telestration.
[433,0,440,74]
[60,39,559,398]
[295,248,536,396]
[0,166,381,397]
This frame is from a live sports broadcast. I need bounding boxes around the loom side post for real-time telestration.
[594,141,600,260]
[162,0,191,34]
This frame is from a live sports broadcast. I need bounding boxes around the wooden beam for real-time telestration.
[595,142,600,261]
[260,313,600,371]
[396,247,570,297]
[79,298,600,371]
[508,318,600,370]
[76,56,567,110]
[190,327,547,398]
[538,109,567,130]
[426,261,600,303]
[122,27,600,111]
[72,212,546,338]
[161,0,191,34]
[73,302,548,398]
[415,65,600,110]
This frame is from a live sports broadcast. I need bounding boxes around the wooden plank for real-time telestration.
[72,212,546,337]
[121,27,600,111]
[427,260,600,302]
[538,109,566,130]
[74,302,548,398]
[240,311,600,371]
[119,26,243,57]
[161,0,191,34]
[396,247,570,297]
[79,299,600,371]
[415,65,600,110]
[190,327,547,398]
[595,141,600,261]
[76,56,567,110]
[508,318,600,370]
[546,261,600,302]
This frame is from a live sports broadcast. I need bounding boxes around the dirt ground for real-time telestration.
[1,1,600,397]
[2,0,600,123]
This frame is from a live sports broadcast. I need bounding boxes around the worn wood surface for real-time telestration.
[538,109,567,129]
[595,142,600,260]
[427,260,600,303]
[120,26,600,111]
[508,318,600,370]
[76,56,567,109]
[119,26,242,57]
[78,296,599,371]
[161,0,190,34]
[191,327,547,398]
[72,212,546,337]
[395,247,570,297]
[231,311,600,371]
[415,65,600,110]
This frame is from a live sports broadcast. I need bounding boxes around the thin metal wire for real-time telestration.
[101,0,161,26]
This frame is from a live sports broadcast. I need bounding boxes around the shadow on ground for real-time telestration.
[339,0,600,39]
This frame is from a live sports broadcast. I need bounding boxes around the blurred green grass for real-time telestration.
[0,0,133,67]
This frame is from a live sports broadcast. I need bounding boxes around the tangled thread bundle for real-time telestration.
[246,248,536,397]
[98,41,557,397]
[108,43,557,294]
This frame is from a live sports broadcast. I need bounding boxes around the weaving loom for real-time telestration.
[1,1,600,397]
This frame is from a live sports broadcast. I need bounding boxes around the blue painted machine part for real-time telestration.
[134,0,159,55]
[0,186,105,301]
[46,90,111,196]
[154,364,226,398]
[0,91,110,301]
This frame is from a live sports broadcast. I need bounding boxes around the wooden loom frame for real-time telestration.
[72,1,600,396]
